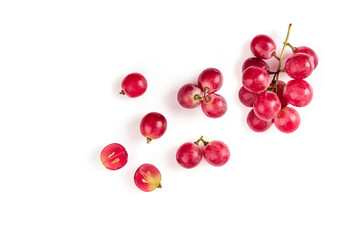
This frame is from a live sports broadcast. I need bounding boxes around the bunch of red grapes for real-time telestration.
[239,24,318,133]
[176,136,230,168]
[177,68,227,118]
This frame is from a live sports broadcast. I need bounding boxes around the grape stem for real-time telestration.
[194,136,209,146]
[119,90,125,95]
[269,23,292,94]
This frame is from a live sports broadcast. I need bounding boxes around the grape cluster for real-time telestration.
[176,136,230,168]
[177,68,227,118]
[239,24,318,133]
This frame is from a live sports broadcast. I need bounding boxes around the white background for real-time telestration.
[1,0,360,239]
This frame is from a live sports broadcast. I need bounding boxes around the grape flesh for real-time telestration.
[100,143,128,170]
[134,164,162,192]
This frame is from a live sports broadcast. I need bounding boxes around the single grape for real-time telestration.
[284,79,313,107]
[176,142,202,169]
[140,112,167,143]
[294,46,318,69]
[177,84,203,109]
[270,80,288,108]
[250,34,277,59]
[274,107,301,133]
[253,91,281,121]
[242,66,270,93]
[100,143,128,170]
[246,109,273,132]
[203,140,230,167]
[201,93,227,118]
[134,164,162,192]
[242,57,270,72]
[198,68,223,93]
[238,86,258,107]
[120,73,147,98]
[285,53,314,79]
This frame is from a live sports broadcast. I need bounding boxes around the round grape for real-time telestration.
[250,34,277,59]
[198,68,223,93]
[134,164,162,192]
[284,79,313,107]
[176,142,202,169]
[274,107,301,133]
[294,46,318,69]
[238,86,258,107]
[242,57,270,72]
[203,140,230,167]
[247,109,273,132]
[140,112,167,143]
[201,93,227,118]
[177,84,203,109]
[285,53,314,79]
[253,91,281,121]
[242,66,270,93]
[100,143,128,170]
[120,73,147,98]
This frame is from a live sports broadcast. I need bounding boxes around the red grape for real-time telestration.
[177,84,203,109]
[100,143,128,170]
[250,34,276,59]
[140,112,167,143]
[253,91,281,121]
[198,68,223,93]
[242,66,270,93]
[284,79,313,107]
[274,107,300,133]
[120,73,147,98]
[242,57,270,72]
[270,80,288,108]
[134,164,162,192]
[285,53,314,79]
[176,142,202,169]
[294,46,318,69]
[201,93,227,118]
[203,140,230,167]
[246,109,273,132]
[238,86,258,107]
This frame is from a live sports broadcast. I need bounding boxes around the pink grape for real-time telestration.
[246,109,273,132]
[294,46,318,69]
[176,142,202,169]
[140,112,167,143]
[201,93,227,118]
[250,34,277,59]
[177,84,203,109]
[242,57,270,72]
[198,68,223,93]
[120,73,147,98]
[134,164,162,192]
[270,80,288,108]
[100,143,128,170]
[242,66,270,93]
[285,53,314,79]
[284,79,313,107]
[203,140,230,167]
[274,107,301,133]
[238,86,258,107]
[253,91,281,121]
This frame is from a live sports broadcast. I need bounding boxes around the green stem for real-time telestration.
[286,42,297,52]
[274,24,292,94]
[203,87,209,97]
[194,136,209,146]
[146,138,152,144]
[119,90,125,95]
